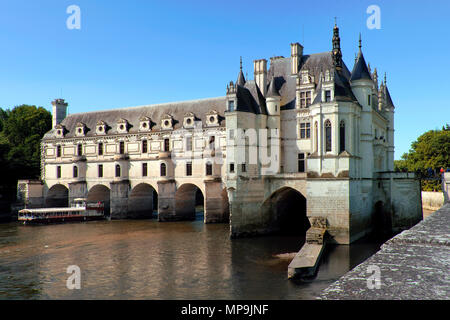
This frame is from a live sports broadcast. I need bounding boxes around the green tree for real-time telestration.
[394,124,450,191]
[0,105,51,202]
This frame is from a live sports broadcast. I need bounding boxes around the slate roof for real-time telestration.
[43,97,227,140]
[350,49,372,81]
[44,41,382,140]
[385,86,395,108]
[266,77,280,98]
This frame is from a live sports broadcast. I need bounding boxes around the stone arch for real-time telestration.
[87,184,111,216]
[261,187,309,235]
[175,183,204,221]
[46,184,69,208]
[128,183,158,219]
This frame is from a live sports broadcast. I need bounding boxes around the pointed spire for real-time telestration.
[266,77,280,98]
[236,56,246,86]
[359,33,362,51]
[350,33,372,82]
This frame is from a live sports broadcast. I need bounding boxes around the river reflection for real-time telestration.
[0,216,382,300]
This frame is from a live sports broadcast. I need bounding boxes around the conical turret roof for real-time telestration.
[266,77,280,98]
[350,35,372,81]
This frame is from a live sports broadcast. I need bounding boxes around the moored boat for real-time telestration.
[18,198,105,225]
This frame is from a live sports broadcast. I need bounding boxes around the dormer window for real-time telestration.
[139,116,151,132]
[300,91,311,108]
[161,114,173,130]
[206,110,219,127]
[117,119,129,134]
[75,122,87,137]
[183,112,195,129]
[96,121,107,135]
[55,124,66,138]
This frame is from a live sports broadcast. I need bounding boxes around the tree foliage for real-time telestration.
[394,124,450,191]
[0,105,51,201]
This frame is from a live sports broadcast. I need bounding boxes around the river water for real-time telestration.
[0,215,382,300]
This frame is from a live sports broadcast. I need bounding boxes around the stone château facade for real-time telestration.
[18,24,423,244]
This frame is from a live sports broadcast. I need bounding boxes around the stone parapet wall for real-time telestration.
[320,203,450,300]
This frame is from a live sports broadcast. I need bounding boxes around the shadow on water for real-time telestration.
[0,214,384,300]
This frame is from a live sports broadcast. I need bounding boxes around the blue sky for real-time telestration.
[0,0,448,159]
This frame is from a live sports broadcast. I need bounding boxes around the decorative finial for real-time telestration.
[384,72,387,85]
[334,17,337,27]
[359,33,362,50]
[240,56,243,71]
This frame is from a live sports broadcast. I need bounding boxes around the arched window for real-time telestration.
[160,163,167,177]
[339,120,346,153]
[325,120,332,152]
[314,122,318,152]
[73,166,78,178]
[115,164,121,178]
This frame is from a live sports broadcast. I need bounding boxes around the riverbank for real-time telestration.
[319,203,450,300]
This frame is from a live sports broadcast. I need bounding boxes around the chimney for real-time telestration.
[291,42,303,75]
[52,98,68,128]
[253,59,267,96]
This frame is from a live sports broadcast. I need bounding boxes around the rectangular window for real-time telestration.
[186,137,192,151]
[368,94,371,106]
[57,145,61,158]
[300,123,311,139]
[73,166,78,178]
[164,139,170,152]
[298,153,305,173]
[325,90,331,102]
[119,142,125,154]
[228,100,235,112]
[142,163,148,177]
[98,143,103,156]
[300,91,312,108]
[206,163,213,176]
[186,162,192,176]
[142,140,148,153]
[230,163,235,173]
[241,163,246,173]
[77,144,83,156]
[56,166,61,179]
[98,165,103,178]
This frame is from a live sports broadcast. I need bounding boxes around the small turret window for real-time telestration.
[115,165,121,178]
[73,166,78,178]
[325,90,332,102]
[228,101,235,112]
[368,94,371,106]
[160,163,167,177]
